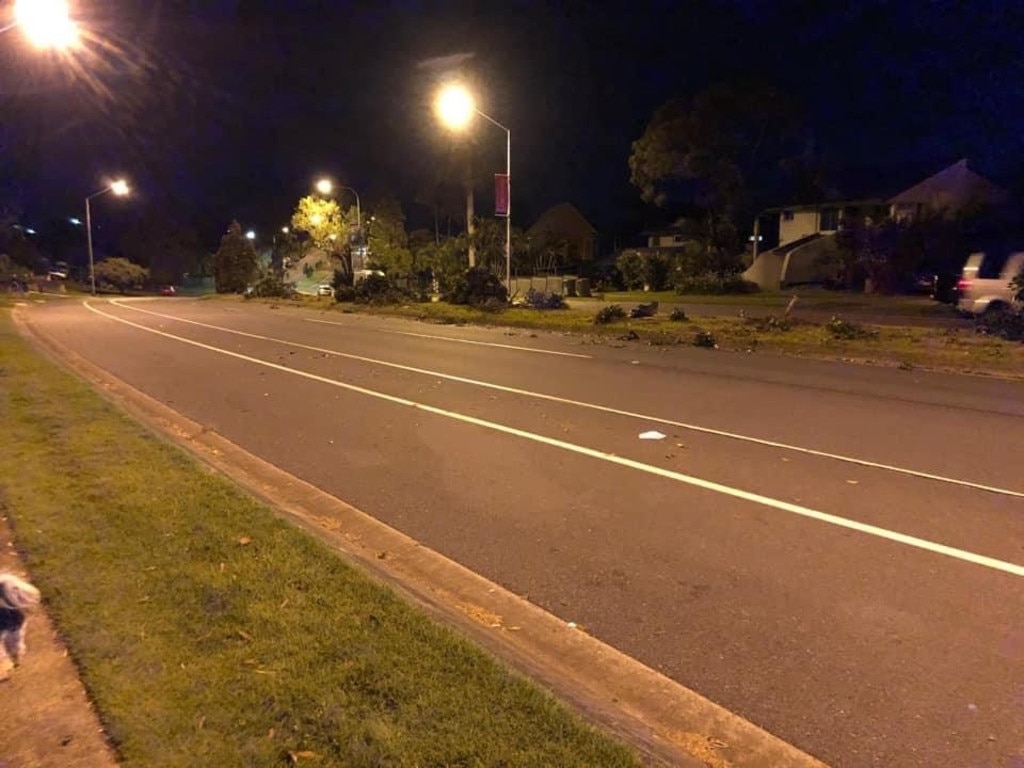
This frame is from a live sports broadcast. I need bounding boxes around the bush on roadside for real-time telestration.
[747,314,793,333]
[826,315,878,340]
[244,271,296,299]
[975,308,1024,342]
[521,289,566,310]
[351,273,426,305]
[674,272,760,295]
[594,304,626,324]
[443,266,508,306]
[693,329,717,348]
[332,284,356,302]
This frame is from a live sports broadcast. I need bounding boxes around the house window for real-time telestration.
[819,208,839,231]
[782,210,794,221]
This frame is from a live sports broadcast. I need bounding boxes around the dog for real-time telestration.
[0,572,41,679]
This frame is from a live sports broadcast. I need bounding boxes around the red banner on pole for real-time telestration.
[494,174,509,217]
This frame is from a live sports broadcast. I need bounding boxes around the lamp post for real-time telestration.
[435,83,511,293]
[85,179,130,296]
[314,178,361,234]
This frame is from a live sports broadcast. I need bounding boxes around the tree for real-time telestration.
[366,197,413,275]
[290,196,349,251]
[629,82,813,267]
[212,221,257,293]
[119,213,204,285]
[93,257,149,294]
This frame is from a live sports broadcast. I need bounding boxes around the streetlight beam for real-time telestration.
[14,0,78,49]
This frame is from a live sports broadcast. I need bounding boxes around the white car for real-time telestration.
[315,284,334,297]
[957,248,1024,316]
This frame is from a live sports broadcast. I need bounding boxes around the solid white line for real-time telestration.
[304,316,592,358]
[86,301,1024,578]
[108,300,1024,500]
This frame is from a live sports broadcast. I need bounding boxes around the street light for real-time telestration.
[314,177,362,234]
[85,179,130,296]
[7,0,79,49]
[245,230,256,240]
[435,83,511,293]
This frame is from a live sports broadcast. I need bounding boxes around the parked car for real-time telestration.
[957,247,1024,316]
[315,284,333,297]
[158,285,176,296]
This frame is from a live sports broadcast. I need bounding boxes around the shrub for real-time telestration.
[747,314,792,332]
[333,285,356,302]
[668,307,688,322]
[351,273,425,305]
[826,315,878,340]
[443,266,508,306]
[594,304,626,324]
[521,289,566,309]
[693,330,717,348]
[975,308,1024,341]
[245,271,296,299]
[674,272,760,295]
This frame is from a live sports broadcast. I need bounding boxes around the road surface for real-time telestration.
[22,297,1024,768]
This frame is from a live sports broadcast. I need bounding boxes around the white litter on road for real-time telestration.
[639,431,667,440]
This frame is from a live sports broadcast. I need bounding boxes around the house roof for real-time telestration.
[768,159,1010,213]
[527,202,597,238]
[888,158,1010,208]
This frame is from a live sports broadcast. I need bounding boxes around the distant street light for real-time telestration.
[434,82,511,292]
[314,177,361,234]
[7,0,79,49]
[281,226,289,234]
[68,217,82,226]
[245,230,256,240]
[85,179,130,296]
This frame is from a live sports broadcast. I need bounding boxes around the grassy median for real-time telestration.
[0,304,640,767]
[301,299,1024,378]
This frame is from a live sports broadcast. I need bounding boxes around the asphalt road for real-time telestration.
[23,297,1024,768]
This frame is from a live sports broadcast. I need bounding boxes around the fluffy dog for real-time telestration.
[0,572,41,679]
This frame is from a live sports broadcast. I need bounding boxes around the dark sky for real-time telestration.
[2,0,1023,247]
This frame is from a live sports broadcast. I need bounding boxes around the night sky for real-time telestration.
[2,0,1023,248]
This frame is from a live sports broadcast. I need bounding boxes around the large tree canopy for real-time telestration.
[629,82,817,256]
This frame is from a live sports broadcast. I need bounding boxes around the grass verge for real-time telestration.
[0,306,640,768]
[299,299,1024,378]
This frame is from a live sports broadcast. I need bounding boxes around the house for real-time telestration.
[744,159,1011,290]
[526,202,597,267]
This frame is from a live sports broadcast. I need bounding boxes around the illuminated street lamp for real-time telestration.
[7,0,79,49]
[435,83,511,292]
[245,230,256,240]
[85,179,130,296]
[314,177,361,234]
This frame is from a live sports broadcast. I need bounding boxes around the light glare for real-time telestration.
[245,230,256,240]
[15,0,79,50]
[315,178,333,195]
[436,84,476,130]
[110,179,130,196]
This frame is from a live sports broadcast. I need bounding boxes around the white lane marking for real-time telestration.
[107,300,1024,499]
[85,301,1024,577]
[304,316,591,358]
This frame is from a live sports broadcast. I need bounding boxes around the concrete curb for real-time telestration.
[14,305,830,768]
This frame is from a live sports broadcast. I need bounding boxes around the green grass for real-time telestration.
[0,308,641,768]
[588,288,953,317]
[315,300,1024,378]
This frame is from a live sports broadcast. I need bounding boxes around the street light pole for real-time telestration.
[85,180,130,296]
[474,110,511,293]
[85,194,95,295]
[434,86,512,294]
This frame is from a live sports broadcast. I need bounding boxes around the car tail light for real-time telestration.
[957,278,972,292]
